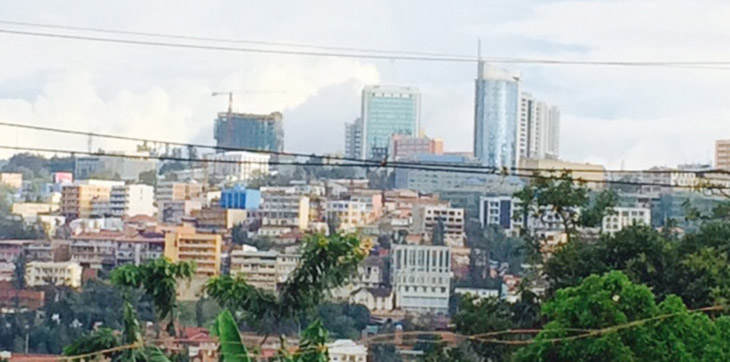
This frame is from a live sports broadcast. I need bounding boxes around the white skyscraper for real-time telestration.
[518,92,560,160]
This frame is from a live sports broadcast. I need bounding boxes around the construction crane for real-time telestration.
[211,90,285,115]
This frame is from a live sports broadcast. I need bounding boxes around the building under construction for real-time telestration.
[214,111,284,153]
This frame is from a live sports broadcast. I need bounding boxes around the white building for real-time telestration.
[350,287,394,313]
[230,247,278,291]
[276,252,301,284]
[75,151,157,181]
[391,244,451,314]
[479,195,569,235]
[230,247,301,291]
[159,200,202,224]
[518,92,560,160]
[258,191,310,231]
[454,287,500,300]
[25,261,82,288]
[205,151,270,183]
[93,184,156,218]
[327,339,368,362]
[412,205,465,246]
[479,196,524,234]
[603,207,651,234]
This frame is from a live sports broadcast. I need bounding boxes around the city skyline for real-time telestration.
[1,1,729,170]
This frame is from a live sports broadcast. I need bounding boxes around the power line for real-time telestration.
[2,27,730,70]
[0,19,476,60]
[1,143,728,191]
[0,28,475,63]
[1,120,728,176]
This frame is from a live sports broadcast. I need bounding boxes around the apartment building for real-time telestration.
[325,200,369,232]
[229,248,301,291]
[116,232,165,266]
[155,181,204,205]
[191,206,247,234]
[258,191,310,230]
[93,184,156,218]
[159,200,203,225]
[603,207,651,234]
[61,180,124,220]
[25,261,82,288]
[275,252,300,284]
[230,248,278,291]
[164,231,221,278]
[479,196,524,234]
[411,205,465,245]
[70,231,122,269]
[349,190,383,222]
[391,244,452,314]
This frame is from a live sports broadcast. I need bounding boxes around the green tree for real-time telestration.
[514,271,730,362]
[206,233,368,344]
[63,327,120,361]
[452,295,513,361]
[111,258,196,336]
[514,171,616,242]
[431,218,445,246]
[12,252,27,290]
[303,303,370,340]
[139,169,157,187]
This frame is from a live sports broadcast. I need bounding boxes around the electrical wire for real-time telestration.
[0,28,476,63]
[1,143,729,191]
[0,19,476,60]
[1,120,728,176]
[2,26,730,70]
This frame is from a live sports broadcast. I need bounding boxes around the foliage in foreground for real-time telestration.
[206,233,369,336]
[514,271,730,361]
[111,258,196,336]
[213,309,331,362]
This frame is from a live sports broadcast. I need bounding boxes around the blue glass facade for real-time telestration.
[362,86,420,159]
[220,186,261,210]
[474,64,520,169]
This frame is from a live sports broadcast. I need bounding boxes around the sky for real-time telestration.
[1,0,730,169]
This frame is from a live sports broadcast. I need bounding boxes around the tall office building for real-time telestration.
[214,112,284,152]
[361,85,420,160]
[344,118,363,159]
[518,93,560,160]
[474,62,521,169]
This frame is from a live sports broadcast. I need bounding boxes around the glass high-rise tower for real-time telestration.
[473,62,521,169]
[361,85,420,160]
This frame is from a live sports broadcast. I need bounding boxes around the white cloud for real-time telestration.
[0,0,729,169]
[0,58,379,158]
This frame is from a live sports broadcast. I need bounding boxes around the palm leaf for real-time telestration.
[211,309,252,362]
